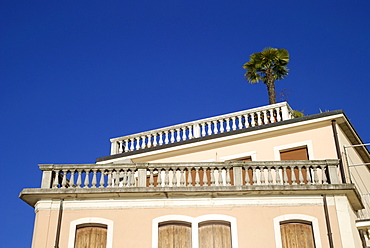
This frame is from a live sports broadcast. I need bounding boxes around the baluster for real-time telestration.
[84,170,90,188]
[195,167,200,186]
[306,167,311,185]
[231,117,237,130]
[76,170,82,188]
[124,140,129,152]
[188,126,193,139]
[107,170,112,187]
[213,121,218,134]
[147,134,152,148]
[153,134,158,147]
[164,131,169,144]
[268,109,275,123]
[210,168,216,186]
[111,171,117,187]
[157,170,162,187]
[251,114,256,127]
[118,141,124,153]
[276,108,282,122]
[140,136,146,149]
[122,170,127,186]
[61,170,67,188]
[135,137,140,150]
[276,167,281,184]
[245,167,251,185]
[170,130,175,143]
[164,169,169,186]
[291,167,297,185]
[238,116,243,129]
[172,169,177,187]
[149,169,154,187]
[91,169,97,188]
[257,112,263,125]
[217,168,223,186]
[298,166,304,185]
[322,167,328,184]
[226,168,231,186]
[283,166,289,185]
[244,114,249,128]
[180,168,186,186]
[203,167,209,186]
[53,170,59,188]
[159,132,163,145]
[207,122,212,135]
[99,170,105,188]
[201,123,206,137]
[252,167,258,185]
[182,127,187,140]
[130,138,135,151]
[263,110,268,124]
[187,168,193,186]
[130,170,136,187]
[219,119,224,133]
[176,129,181,142]
[313,167,319,184]
[260,168,265,185]
[268,168,273,185]
[69,170,75,187]
[225,118,231,131]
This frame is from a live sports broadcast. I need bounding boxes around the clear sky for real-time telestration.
[1,1,370,246]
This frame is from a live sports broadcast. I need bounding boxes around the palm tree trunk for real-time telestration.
[266,69,276,104]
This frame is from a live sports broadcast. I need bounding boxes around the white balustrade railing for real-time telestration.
[110,102,294,155]
[39,160,339,189]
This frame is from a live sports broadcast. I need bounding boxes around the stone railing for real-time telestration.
[39,160,340,189]
[110,102,294,155]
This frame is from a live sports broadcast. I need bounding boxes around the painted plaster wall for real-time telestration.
[32,197,345,248]
[133,123,337,163]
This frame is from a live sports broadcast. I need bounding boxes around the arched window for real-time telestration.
[280,221,315,248]
[74,224,107,248]
[158,221,192,248]
[198,221,232,248]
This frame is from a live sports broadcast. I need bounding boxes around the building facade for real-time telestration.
[20,102,370,248]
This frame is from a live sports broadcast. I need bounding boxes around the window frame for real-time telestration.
[273,214,322,248]
[68,217,114,248]
[152,214,238,248]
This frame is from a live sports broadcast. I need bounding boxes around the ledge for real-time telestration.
[20,183,363,210]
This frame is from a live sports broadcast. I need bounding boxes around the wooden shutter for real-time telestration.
[280,147,309,160]
[199,221,232,248]
[75,226,107,248]
[280,222,315,248]
[158,222,191,248]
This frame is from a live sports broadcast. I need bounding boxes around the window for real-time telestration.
[68,218,113,248]
[74,224,107,248]
[158,222,192,248]
[274,141,314,161]
[280,147,309,160]
[280,221,315,248]
[153,215,238,248]
[274,214,322,248]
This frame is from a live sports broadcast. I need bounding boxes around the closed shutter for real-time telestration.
[280,222,315,248]
[280,147,309,160]
[158,222,191,248]
[75,226,107,248]
[199,221,232,248]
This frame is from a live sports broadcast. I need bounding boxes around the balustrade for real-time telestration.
[110,102,294,155]
[39,160,339,190]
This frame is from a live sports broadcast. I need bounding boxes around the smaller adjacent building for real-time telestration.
[20,102,370,247]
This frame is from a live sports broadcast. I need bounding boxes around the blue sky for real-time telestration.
[1,1,370,247]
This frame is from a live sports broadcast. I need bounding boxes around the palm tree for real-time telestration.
[242,47,289,104]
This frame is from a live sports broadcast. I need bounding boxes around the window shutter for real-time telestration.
[75,226,107,248]
[158,222,191,248]
[280,222,315,248]
[199,221,232,248]
[280,147,309,160]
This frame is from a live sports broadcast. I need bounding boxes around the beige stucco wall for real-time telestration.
[31,196,351,248]
[131,122,337,163]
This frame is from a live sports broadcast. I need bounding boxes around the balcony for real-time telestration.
[19,159,363,210]
[108,102,295,156]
